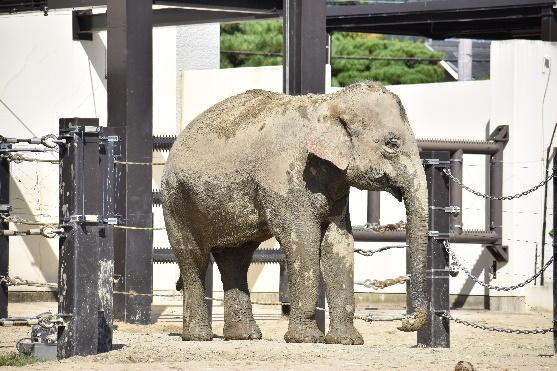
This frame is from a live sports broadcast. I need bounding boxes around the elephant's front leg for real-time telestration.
[321,221,364,345]
[280,224,325,343]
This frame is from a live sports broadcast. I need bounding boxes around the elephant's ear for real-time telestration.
[305,116,352,170]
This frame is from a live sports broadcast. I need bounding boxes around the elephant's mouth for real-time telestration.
[388,186,403,202]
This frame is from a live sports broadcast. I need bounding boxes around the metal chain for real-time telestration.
[356,313,416,323]
[0,276,57,288]
[443,241,554,291]
[354,244,407,257]
[437,311,554,335]
[355,275,409,290]
[444,168,554,201]
[354,220,406,233]
[0,134,64,148]
[114,225,166,230]
[4,153,59,164]
[114,160,166,166]
[0,225,63,238]
[0,215,58,226]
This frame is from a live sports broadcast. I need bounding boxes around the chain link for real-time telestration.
[354,244,407,257]
[4,153,59,164]
[355,220,406,233]
[0,276,57,288]
[356,313,416,323]
[437,311,554,335]
[355,275,409,290]
[0,134,64,148]
[114,160,166,166]
[444,168,554,200]
[443,241,554,291]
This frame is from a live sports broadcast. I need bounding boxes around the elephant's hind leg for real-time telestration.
[212,242,262,340]
[165,217,213,341]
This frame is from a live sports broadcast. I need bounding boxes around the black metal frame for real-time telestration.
[0,158,9,319]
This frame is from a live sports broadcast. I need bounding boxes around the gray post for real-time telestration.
[107,0,153,324]
[367,191,380,225]
[457,39,472,81]
[542,7,557,42]
[0,157,8,318]
[283,0,327,333]
[487,126,508,262]
[417,151,450,348]
[57,118,104,358]
[542,148,557,354]
[450,150,463,235]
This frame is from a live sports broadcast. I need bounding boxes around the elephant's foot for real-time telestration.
[284,321,325,343]
[397,307,427,332]
[325,323,364,345]
[223,320,262,340]
[182,323,213,341]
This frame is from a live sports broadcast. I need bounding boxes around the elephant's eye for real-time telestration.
[385,136,400,151]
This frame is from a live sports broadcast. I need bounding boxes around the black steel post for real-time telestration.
[542,7,557,42]
[0,157,9,318]
[279,258,290,317]
[107,0,153,324]
[542,148,557,354]
[96,128,120,353]
[450,150,463,235]
[57,118,104,358]
[283,0,327,332]
[283,0,326,95]
[417,151,450,348]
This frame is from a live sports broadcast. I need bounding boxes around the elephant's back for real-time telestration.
[183,89,288,141]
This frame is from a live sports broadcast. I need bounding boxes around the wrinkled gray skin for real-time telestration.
[161,81,428,345]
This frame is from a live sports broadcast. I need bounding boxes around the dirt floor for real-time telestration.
[0,300,555,370]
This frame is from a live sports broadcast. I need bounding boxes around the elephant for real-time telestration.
[161,81,428,345]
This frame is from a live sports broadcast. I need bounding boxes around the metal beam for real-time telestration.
[74,8,281,34]
[541,6,557,41]
[153,0,282,13]
[107,0,153,324]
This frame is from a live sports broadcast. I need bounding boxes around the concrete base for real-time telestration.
[7,291,57,303]
[525,285,553,312]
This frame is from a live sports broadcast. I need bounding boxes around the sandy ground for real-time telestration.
[0,301,555,370]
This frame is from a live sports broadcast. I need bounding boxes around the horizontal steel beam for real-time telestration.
[49,0,282,12]
[74,8,280,34]
[353,229,500,245]
[417,140,501,155]
[153,247,286,264]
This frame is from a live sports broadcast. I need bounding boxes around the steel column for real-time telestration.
[541,7,557,42]
[57,118,104,358]
[107,0,153,324]
[450,150,463,235]
[486,126,509,262]
[417,151,450,348]
[283,0,326,95]
[553,147,557,353]
[0,158,9,318]
[367,191,380,225]
[97,129,119,353]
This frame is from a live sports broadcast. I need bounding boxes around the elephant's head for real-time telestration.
[305,81,428,331]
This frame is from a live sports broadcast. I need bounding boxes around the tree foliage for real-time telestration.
[220,21,446,86]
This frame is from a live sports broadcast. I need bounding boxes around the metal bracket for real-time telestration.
[67,215,101,223]
[427,231,450,239]
[59,126,100,136]
[422,159,451,166]
[486,245,508,262]
[100,136,120,143]
[0,204,12,214]
[430,205,460,216]
[103,217,120,225]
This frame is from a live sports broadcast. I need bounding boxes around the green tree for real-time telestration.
[220,21,446,86]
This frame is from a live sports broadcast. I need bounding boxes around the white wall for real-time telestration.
[0,11,177,292]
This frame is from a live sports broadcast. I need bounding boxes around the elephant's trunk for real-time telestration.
[398,156,429,332]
